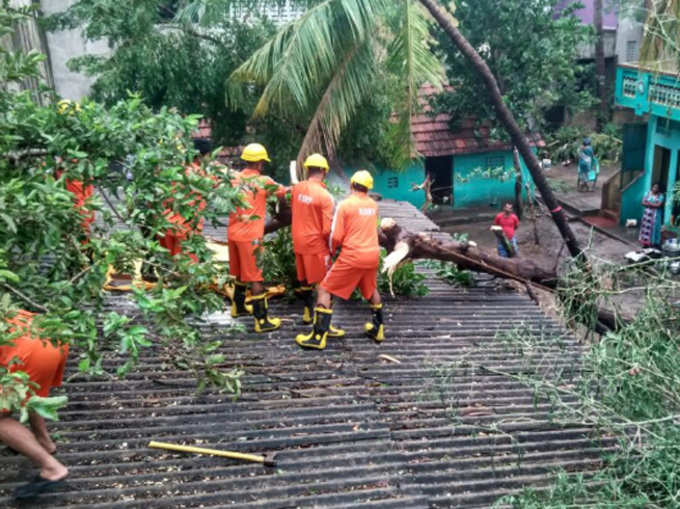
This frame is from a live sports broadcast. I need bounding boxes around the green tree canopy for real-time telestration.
[2,1,244,419]
[44,0,284,147]
[432,0,595,136]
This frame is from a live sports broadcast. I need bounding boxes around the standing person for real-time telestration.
[228,143,288,331]
[639,183,665,248]
[55,100,95,244]
[296,170,384,350]
[493,202,520,258]
[158,138,214,262]
[577,137,597,192]
[291,154,344,337]
[1,310,69,500]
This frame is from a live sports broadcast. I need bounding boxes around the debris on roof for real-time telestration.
[0,201,606,508]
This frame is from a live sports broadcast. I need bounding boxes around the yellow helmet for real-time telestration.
[303,153,329,171]
[241,143,270,163]
[57,99,81,115]
[350,170,374,190]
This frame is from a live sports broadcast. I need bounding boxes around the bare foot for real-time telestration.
[40,459,68,482]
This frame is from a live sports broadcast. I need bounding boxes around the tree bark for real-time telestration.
[512,146,523,219]
[417,0,584,260]
[594,0,607,130]
[379,219,557,287]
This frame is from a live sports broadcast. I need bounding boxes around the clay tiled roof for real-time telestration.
[413,84,544,158]
[193,119,242,165]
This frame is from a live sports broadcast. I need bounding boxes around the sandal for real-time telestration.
[13,475,67,500]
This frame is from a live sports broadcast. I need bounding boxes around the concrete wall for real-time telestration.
[40,0,110,100]
[616,16,644,64]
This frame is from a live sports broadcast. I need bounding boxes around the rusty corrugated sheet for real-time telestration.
[0,201,607,508]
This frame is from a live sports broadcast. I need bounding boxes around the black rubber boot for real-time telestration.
[230,282,252,318]
[364,303,385,342]
[250,293,281,333]
[296,307,332,350]
[295,286,315,324]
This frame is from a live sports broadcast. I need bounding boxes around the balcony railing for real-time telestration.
[616,64,680,120]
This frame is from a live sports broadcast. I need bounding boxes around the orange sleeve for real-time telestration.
[322,193,334,242]
[265,177,288,198]
[329,201,346,254]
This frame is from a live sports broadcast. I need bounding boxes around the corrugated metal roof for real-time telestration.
[0,200,606,508]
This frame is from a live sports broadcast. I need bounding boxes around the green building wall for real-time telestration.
[366,149,535,210]
[620,116,680,226]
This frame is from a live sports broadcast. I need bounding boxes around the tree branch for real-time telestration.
[2,284,49,313]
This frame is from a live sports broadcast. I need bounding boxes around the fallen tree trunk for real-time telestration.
[265,203,622,332]
[378,218,557,288]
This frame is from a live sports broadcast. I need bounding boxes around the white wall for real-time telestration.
[40,0,110,100]
[616,16,644,64]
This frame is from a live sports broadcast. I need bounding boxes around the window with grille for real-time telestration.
[626,40,638,63]
[387,176,399,188]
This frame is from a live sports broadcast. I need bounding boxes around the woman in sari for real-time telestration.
[639,183,665,248]
[577,138,597,191]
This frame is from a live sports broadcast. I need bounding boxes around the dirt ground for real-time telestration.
[441,208,673,322]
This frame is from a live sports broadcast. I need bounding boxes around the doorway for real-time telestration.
[651,145,671,192]
[425,156,453,206]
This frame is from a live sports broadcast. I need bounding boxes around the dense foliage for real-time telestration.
[44,0,279,147]
[496,257,680,508]
[432,0,596,137]
[1,2,244,418]
[546,123,623,164]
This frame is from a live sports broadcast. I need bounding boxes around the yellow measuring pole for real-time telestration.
[148,441,276,466]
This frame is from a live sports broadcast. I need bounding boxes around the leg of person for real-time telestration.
[0,417,68,498]
[497,241,508,258]
[28,413,55,454]
[510,237,519,256]
[360,271,385,342]
[243,241,281,333]
[228,241,253,317]
[296,261,359,350]
[295,285,333,350]
[297,254,344,337]
[294,254,314,323]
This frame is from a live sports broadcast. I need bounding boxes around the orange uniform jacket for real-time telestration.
[291,180,334,255]
[55,169,95,231]
[228,169,287,242]
[162,163,212,235]
[330,191,380,269]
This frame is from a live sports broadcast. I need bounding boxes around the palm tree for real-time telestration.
[227,0,445,174]
[229,0,583,258]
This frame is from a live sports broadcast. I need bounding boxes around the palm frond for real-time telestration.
[386,0,445,165]
[295,38,377,171]
[227,0,387,115]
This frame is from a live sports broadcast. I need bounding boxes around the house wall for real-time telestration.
[40,0,111,100]
[369,149,535,210]
[620,115,680,225]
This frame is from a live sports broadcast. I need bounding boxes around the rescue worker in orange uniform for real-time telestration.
[55,100,95,243]
[1,310,69,499]
[291,154,344,337]
[158,138,214,263]
[228,143,288,332]
[296,170,385,350]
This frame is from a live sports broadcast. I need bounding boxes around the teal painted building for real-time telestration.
[370,149,537,210]
[366,89,542,210]
[615,64,680,230]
